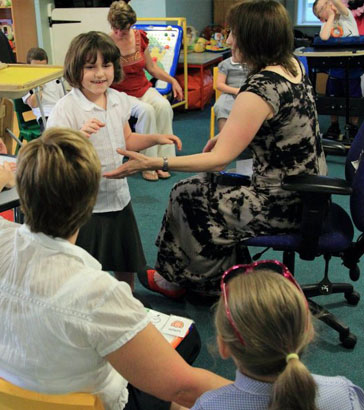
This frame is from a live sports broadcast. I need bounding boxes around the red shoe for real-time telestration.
[137,268,186,300]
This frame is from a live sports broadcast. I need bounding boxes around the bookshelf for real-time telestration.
[0,0,38,63]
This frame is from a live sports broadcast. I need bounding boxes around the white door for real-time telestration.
[48,5,110,66]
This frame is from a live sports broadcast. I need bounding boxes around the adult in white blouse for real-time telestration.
[0,128,229,410]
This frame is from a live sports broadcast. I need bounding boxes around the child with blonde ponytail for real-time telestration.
[191,260,364,410]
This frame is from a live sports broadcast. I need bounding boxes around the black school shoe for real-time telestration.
[324,122,341,140]
[347,123,359,141]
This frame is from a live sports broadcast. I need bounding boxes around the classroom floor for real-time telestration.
[129,106,364,387]
[8,101,364,389]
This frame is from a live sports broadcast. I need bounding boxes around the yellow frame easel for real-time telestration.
[136,17,188,109]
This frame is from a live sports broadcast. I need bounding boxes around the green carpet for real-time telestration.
[129,108,364,387]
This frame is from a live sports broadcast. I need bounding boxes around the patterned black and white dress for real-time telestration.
[155,69,328,292]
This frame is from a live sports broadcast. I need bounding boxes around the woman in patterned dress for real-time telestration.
[105,0,328,296]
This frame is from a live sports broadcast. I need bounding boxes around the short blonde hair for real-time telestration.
[16,128,101,239]
[107,0,136,30]
[215,269,318,410]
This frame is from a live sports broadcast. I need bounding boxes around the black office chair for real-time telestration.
[0,31,15,64]
[242,124,364,349]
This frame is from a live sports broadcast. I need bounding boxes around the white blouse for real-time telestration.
[47,87,131,213]
[0,217,149,409]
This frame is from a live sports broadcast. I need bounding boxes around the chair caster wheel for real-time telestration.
[345,290,360,305]
[340,332,357,349]
[349,266,360,281]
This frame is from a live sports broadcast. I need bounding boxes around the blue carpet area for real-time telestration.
[129,108,364,387]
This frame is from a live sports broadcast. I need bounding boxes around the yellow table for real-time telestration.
[0,64,64,152]
[0,64,64,99]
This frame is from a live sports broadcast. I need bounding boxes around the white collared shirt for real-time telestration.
[0,217,149,409]
[47,88,131,213]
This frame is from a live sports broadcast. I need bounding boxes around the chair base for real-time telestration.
[308,298,357,349]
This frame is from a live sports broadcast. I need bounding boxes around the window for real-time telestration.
[296,0,320,25]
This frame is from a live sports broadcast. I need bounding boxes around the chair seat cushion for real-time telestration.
[245,204,354,253]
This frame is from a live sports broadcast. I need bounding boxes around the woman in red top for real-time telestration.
[108,0,183,181]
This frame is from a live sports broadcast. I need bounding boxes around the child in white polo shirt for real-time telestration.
[47,31,181,288]
[22,48,64,131]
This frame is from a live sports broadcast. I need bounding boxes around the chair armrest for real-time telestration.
[282,175,352,195]
[322,138,347,156]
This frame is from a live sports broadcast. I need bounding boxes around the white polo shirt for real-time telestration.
[22,79,65,120]
[0,217,149,410]
[47,88,131,213]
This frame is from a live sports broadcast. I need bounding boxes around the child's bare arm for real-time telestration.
[331,0,349,16]
[320,11,335,40]
[25,89,42,109]
[123,123,182,152]
[216,72,240,96]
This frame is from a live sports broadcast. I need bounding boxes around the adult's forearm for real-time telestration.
[147,150,229,173]
[148,65,176,84]
[172,368,231,408]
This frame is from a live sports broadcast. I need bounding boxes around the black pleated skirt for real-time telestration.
[76,201,146,272]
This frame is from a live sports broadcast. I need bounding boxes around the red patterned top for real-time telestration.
[111,30,152,98]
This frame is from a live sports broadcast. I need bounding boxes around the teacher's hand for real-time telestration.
[103,149,149,179]
[172,79,184,101]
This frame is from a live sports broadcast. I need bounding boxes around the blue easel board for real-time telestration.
[133,24,183,95]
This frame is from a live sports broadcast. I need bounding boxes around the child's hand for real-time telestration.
[0,161,15,189]
[327,5,336,17]
[155,134,182,151]
[203,135,218,153]
[80,118,105,138]
[0,138,7,154]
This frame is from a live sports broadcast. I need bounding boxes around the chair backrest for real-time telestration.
[346,121,364,185]
[213,66,222,100]
[0,31,15,64]
[346,122,364,232]
[12,98,37,126]
[0,379,105,410]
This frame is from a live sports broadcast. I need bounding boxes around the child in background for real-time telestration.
[191,260,364,410]
[214,50,249,132]
[47,31,181,288]
[313,0,361,140]
[22,48,64,131]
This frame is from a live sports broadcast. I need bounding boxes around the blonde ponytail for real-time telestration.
[269,356,318,410]
[215,269,317,410]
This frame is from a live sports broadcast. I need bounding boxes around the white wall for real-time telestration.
[166,0,212,33]
[132,0,166,18]
[35,0,213,63]
[34,0,55,62]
